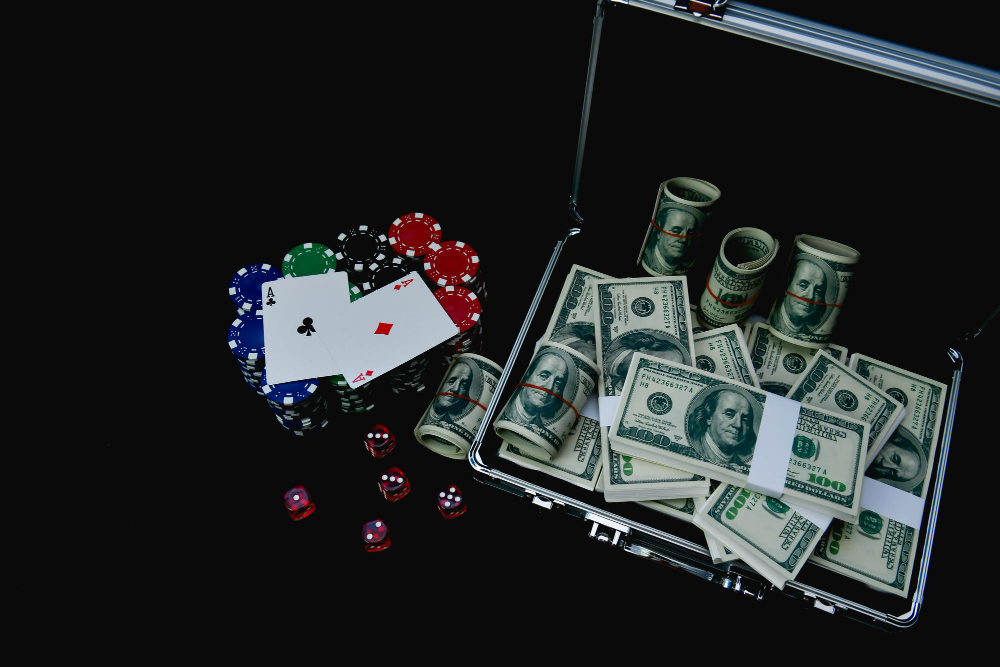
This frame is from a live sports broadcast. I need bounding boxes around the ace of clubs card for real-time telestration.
[259,271,350,385]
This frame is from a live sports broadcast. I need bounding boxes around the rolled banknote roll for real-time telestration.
[766,235,860,348]
[414,353,503,459]
[638,177,721,277]
[494,341,600,460]
[698,227,779,328]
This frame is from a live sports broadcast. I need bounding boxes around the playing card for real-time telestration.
[326,272,458,388]
[260,271,350,386]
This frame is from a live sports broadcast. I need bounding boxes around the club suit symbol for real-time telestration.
[297,317,316,336]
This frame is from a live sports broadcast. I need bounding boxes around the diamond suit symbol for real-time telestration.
[375,322,393,335]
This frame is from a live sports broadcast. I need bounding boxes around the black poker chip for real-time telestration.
[333,225,390,271]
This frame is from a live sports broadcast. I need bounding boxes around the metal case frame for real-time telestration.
[469,0,996,628]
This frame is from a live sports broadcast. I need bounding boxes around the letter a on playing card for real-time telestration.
[325,272,458,388]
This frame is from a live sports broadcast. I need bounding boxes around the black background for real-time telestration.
[120,0,998,641]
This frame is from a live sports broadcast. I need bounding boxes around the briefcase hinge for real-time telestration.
[674,0,728,21]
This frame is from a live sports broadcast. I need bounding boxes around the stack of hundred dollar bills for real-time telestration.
[494,265,945,596]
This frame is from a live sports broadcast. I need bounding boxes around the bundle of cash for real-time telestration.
[596,469,705,522]
[638,177,721,277]
[494,340,599,460]
[595,277,710,501]
[609,353,869,523]
[766,234,860,349]
[786,349,905,467]
[489,251,948,598]
[699,227,779,328]
[810,355,947,597]
[497,265,608,486]
[694,484,829,589]
[414,353,503,459]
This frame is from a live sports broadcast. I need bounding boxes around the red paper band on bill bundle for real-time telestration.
[516,383,579,420]
[649,217,704,239]
[434,392,487,412]
[783,290,842,308]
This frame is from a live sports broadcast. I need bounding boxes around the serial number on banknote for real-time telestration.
[639,374,696,393]
[789,460,827,474]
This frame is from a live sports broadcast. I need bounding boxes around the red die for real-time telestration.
[378,467,411,502]
[283,486,315,521]
[362,519,390,552]
[437,484,467,519]
[364,425,396,458]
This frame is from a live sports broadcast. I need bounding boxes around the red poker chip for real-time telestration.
[424,240,480,287]
[388,213,443,258]
[434,285,482,332]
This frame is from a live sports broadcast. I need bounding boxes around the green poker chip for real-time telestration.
[348,282,364,302]
[282,242,337,277]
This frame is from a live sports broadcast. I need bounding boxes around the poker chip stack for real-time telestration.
[262,370,331,436]
[422,240,488,304]
[434,285,484,366]
[281,242,338,277]
[227,309,267,395]
[387,213,444,272]
[333,225,392,295]
[229,263,282,313]
[327,374,377,413]
[386,353,436,396]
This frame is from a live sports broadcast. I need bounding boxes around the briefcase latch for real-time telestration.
[674,0,729,21]
[585,511,631,547]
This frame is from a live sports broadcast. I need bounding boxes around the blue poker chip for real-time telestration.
[227,310,265,360]
[229,263,282,311]
[260,369,321,405]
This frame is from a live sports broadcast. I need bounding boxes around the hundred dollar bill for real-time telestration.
[766,234,860,348]
[747,322,847,395]
[498,415,603,491]
[851,354,947,500]
[610,353,869,522]
[694,484,829,589]
[810,356,947,596]
[542,264,613,363]
[595,277,705,500]
[698,227,779,328]
[494,341,600,460]
[638,177,721,277]
[693,324,760,389]
[786,349,905,467]
[414,354,502,459]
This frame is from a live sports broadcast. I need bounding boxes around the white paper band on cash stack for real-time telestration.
[599,395,620,427]
[859,477,926,528]
[745,393,801,498]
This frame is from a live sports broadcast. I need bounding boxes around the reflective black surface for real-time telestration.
[117,0,996,640]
